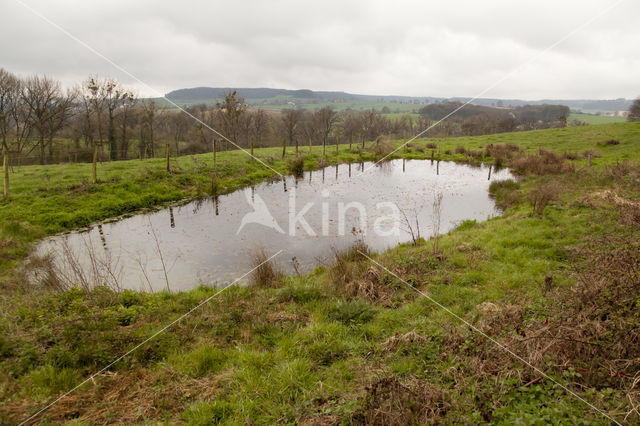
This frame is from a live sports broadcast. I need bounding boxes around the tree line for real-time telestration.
[1,67,584,166]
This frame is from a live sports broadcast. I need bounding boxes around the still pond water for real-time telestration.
[37,159,513,291]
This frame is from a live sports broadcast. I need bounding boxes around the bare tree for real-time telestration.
[139,99,160,158]
[340,112,363,150]
[116,91,137,159]
[164,110,190,156]
[313,106,337,155]
[251,109,270,148]
[281,109,302,155]
[21,75,74,164]
[0,68,20,155]
[215,90,245,147]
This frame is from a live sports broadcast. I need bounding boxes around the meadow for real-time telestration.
[0,121,639,424]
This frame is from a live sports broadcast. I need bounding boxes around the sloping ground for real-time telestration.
[0,122,639,424]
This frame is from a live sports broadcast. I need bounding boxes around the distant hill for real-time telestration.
[164,87,632,114]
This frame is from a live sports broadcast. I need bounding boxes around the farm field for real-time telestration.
[1,122,639,423]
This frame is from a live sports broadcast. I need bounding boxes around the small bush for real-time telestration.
[529,182,559,215]
[369,136,394,158]
[512,150,573,175]
[454,146,467,154]
[484,143,522,164]
[288,156,305,177]
[425,142,437,149]
[468,149,483,159]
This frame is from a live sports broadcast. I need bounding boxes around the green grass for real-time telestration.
[568,112,627,125]
[0,122,639,424]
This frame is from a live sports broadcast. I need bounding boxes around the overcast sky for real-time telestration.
[2,0,639,99]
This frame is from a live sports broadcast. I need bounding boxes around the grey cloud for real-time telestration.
[1,0,638,99]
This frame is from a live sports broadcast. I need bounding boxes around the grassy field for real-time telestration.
[569,112,627,125]
[1,122,639,424]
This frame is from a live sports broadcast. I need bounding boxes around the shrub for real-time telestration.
[288,156,305,177]
[529,182,559,215]
[369,136,394,158]
[454,146,467,154]
[512,150,573,175]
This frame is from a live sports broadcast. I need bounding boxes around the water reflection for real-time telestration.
[38,159,513,292]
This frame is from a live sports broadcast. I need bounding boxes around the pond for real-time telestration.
[37,159,513,292]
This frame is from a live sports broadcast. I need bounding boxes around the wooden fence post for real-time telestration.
[282,139,286,159]
[250,137,254,161]
[336,136,339,154]
[3,152,8,198]
[213,139,217,165]
[92,145,98,184]
[166,143,171,172]
[309,137,312,154]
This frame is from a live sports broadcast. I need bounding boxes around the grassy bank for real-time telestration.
[0,122,639,424]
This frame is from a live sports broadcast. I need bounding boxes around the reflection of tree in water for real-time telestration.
[375,160,394,176]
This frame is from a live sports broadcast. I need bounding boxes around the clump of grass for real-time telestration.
[327,240,393,305]
[288,156,305,177]
[489,179,522,210]
[529,181,559,216]
[454,146,467,154]
[425,142,437,149]
[468,149,483,160]
[210,172,221,195]
[249,247,283,287]
[598,139,620,146]
[328,300,377,326]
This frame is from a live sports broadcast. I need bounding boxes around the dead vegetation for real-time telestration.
[351,377,451,425]
[327,241,395,306]
[512,149,574,175]
[520,236,640,391]
[249,247,284,287]
[368,136,394,158]
[382,331,428,351]
[529,181,560,216]
[484,143,522,168]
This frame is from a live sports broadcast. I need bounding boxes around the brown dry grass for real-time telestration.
[351,377,451,425]
[327,242,395,306]
[1,368,224,425]
[249,247,284,288]
[512,149,574,175]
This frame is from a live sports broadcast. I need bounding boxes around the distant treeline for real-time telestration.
[0,68,571,166]
[418,102,570,136]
